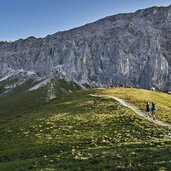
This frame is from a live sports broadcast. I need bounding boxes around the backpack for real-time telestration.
[152,103,156,110]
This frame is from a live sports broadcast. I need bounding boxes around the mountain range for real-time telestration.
[0,5,171,93]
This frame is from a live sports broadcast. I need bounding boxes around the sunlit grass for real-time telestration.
[98,88,171,123]
[0,88,171,170]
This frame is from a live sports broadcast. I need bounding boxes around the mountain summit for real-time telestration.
[0,5,171,92]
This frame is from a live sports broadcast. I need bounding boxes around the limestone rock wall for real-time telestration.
[0,5,171,91]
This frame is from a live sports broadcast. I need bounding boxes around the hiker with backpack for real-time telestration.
[151,102,156,120]
[145,102,150,116]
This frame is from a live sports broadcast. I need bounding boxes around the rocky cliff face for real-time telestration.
[0,5,171,91]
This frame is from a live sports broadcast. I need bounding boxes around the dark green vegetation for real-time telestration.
[0,86,171,170]
[0,78,81,120]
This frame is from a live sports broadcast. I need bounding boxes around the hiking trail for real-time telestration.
[90,94,171,127]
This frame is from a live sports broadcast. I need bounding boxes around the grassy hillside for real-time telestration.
[0,78,81,120]
[0,88,171,170]
[99,88,171,123]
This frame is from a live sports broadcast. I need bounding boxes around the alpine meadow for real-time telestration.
[0,3,171,171]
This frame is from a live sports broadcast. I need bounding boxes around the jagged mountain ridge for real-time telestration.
[0,5,171,91]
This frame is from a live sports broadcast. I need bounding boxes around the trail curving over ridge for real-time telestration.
[90,94,171,127]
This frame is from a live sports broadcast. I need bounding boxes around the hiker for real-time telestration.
[146,102,150,116]
[151,102,156,120]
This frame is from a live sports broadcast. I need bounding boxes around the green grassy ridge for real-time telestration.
[0,89,171,170]
[0,78,81,120]
[98,88,171,124]
[0,80,47,120]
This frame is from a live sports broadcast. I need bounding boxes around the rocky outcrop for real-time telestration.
[0,5,171,91]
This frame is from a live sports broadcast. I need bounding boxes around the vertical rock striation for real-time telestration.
[0,5,171,91]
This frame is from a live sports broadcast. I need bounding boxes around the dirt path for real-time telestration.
[90,94,171,127]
